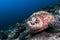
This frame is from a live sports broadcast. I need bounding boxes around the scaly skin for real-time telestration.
[27,11,55,33]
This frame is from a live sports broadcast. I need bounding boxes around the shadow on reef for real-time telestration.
[0,2,60,40]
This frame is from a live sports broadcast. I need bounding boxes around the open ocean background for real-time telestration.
[0,0,59,30]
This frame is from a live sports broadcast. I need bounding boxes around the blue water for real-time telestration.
[0,0,59,30]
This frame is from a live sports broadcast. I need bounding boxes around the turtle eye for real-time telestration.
[35,18,39,24]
